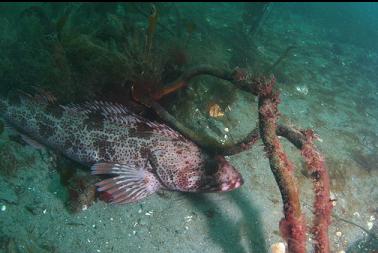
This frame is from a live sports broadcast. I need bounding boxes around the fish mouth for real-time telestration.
[220,176,244,192]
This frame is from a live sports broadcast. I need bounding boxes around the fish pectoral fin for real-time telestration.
[91,162,161,204]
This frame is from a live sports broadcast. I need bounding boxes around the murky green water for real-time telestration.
[0,3,377,253]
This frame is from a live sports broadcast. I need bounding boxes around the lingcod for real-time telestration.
[0,92,243,204]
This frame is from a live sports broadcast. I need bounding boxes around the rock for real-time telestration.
[270,242,285,253]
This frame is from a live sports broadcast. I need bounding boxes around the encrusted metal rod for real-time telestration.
[257,76,307,253]
[300,130,332,253]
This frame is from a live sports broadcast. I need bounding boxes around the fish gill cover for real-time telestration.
[0,2,377,253]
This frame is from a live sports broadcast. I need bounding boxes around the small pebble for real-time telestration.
[296,85,309,95]
[184,215,193,222]
[367,221,373,230]
[1,205,6,211]
[270,242,285,253]
[336,231,342,237]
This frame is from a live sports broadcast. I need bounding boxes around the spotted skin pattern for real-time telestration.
[0,94,243,202]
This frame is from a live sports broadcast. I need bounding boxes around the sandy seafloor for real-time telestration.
[0,4,377,253]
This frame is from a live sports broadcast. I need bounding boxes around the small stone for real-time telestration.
[1,205,6,211]
[295,85,309,95]
[271,242,285,253]
[336,231,342,237]
[367,221,373,230]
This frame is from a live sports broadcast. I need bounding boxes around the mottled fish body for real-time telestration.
[0,93,243,203]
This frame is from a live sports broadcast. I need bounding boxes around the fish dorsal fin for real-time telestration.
[60,101,132,116]
[30,86,58,105]
[91,162,161,204]
[61,101,186,141]
[10,87,57,106]
[143,121,185,140]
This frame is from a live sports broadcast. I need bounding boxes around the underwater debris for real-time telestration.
[301,129,332,253]
[146,65,332,252]
[208,103,225,118]
[65,172,97,213]
[257,76,307,253]
[56,157,98,212]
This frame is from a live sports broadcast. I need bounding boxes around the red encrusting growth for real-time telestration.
[301,129,332,253]
[144,65,333,252]
[257,76,307,253]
